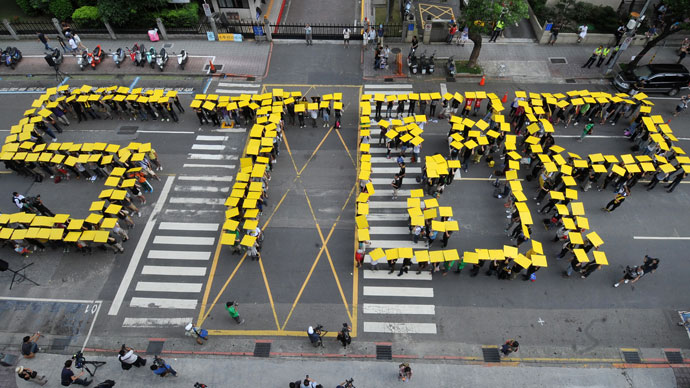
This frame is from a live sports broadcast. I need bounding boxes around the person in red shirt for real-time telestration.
[461,98,473,117]
[473,98,483,116]
[447,24,457,44]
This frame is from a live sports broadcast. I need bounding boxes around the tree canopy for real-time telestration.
[627,0,690,67]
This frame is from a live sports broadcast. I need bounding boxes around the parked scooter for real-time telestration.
[3,47,22,69]
[90,45,103,69]
[78,49,89,71]
[112,47,125,68]
[156,47,169,71]
[147,47,156,69]
[176,49,188,70]
[419,50,428,74]
[446,56,456,77]
[407,47,418,74]
[427,51,436,74]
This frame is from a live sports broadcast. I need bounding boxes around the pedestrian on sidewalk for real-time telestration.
[500,339,519,357]
[16,366,47,386]
[673,95,688,117]
[336,323,352,348]
[304,24,312,46]
[151,357,177,377]
[67,36,78,55]
[488,20,504,42]
[118,344,146,369]
[61,360,92,386]
[596,45,611,67]
[343,27,350,47]
[613,265,643,287]
[225,301,245,324]
[36,32,52,51]
[577,25,588,43]
[377,24,384,45]
[21,332,42,358]
[398,362,412,381]
[582,46,602,68]
[547,24,560,45]
[602,185,629,212]
[678,45,688,63]
[446,23,457,44]
[72,33,87,51]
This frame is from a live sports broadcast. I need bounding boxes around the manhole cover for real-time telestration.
[376,344,392,360]
[446,77,456,82]
[667,351,684,364]
[163,43,173,49]
[565,78,576,83]
[146,340,165,355]
[253,342,271,357]
[549,57,567,64]
[51,337,72,351]
[622,350,641,364]
[118,125,138,134]
[204,64,224,72]
[482,347,500,362]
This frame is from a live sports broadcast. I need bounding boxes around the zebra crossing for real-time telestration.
[121,127,245,328]
[205,81,262,134]
[360,83,438,335]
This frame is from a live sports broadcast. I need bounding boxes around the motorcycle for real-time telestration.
[78,49,89,71]
[112,47,125,68]
[156,47,169,72]
[3,47,22,69]
[404,0,412,20]
[427,51,436,74]
[147,47,156,69]
[407,47,418,74]
[90,45,103,69]
[176,49,188,70]
[419,50,428,74]
[446,56,456,77]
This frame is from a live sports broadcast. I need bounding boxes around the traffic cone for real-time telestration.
[209,60,216,74]
[501,92,508,103]
[479,75,485,86]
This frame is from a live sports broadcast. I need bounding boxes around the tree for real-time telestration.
[627,0,690,68]
[457,0,529,67]
[96,0,167,26]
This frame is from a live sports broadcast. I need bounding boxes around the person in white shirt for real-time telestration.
[118,345,147,368]
[343,28,350,47]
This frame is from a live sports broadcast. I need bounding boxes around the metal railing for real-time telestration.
[11,20,55,35]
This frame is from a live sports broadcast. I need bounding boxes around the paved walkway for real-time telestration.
[4,352,679,388]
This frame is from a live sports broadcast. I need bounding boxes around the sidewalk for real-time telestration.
[3,352,679,388]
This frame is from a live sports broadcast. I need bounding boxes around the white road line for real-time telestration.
[363,270,431,281]
[135,282,203,293]
[371,167,422,174]
[162,209,224,217]
[187,154,238,160]
[363,286,434,297]
[364,255,419,264]
[369,226,413,235]
[178,175,234,182]
[366,214,409,221]
[215,89,261,94]
[153,235,216,245]
[369,240,421,249]
[174,185,230,193]
[368,201,408,208]
[364,84,413,89]
[147,250,212,260]
[362,91,413,95]
[0,296,100,304]
[633,236,690,240]
[158,222,219,231]
[371,178,416,185]
[138,130,195,134]
[363,322,437,334]
[368,148,388,153]
[192,144,226,151]
[212,128,248,133]
[363,303,435,314]
[130,297,197,309]
[141,265,207,276]
[369,190,411,197]
[370,156,414,164]
[182,164,236,169]
[196,135,228,141]
[217,82,260,87]
[108,176,175,316]
[122,317,193,328]
[169,197,226,205]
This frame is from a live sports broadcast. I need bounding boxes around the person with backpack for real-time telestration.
[500,339,519,357]
[336,323,352,348]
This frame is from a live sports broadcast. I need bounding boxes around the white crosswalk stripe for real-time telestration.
[158,222,219,231]
[360,83,441,335]
[178,175,234,182]
[122,317,193,328]
[192,144,226,151]
[141,265,207,276]
[187,154,238,160]
[130,297,197,309]
[174,185,230,193]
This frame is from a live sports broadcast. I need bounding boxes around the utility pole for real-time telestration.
[604,0,653,76]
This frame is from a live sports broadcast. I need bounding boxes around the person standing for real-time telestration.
[582,46,602,68]
[72,33,87,51]
[16,366,47,386]
[673,95,688,117]
[336,323,352,348]
[377,24,384,45]
[67,36,78,55]
[596,45,611,67]
[640,255,660,277]
[500,339,519,357]
[666,171,687,192]
[446,24,457,44]
[547,24,560,45]
[614,24,625,45]
[118,345,147,369]
[488,20,504,42]
[36,32,52,51]
[61,360,92,386]
[304,24,312,46]
[225,301,245,324]
[602,185,629,212]
[343,27,350,47]
[391,173,402,200]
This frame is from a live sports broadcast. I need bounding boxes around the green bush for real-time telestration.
[15,0,41,16]
[49,0,73,20]
[72,6,101,26]
[532,0,618,33]
[159,3,199,27]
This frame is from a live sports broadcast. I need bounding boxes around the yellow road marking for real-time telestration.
[207,329,338,337]
[351,85,363,337]
[258,252,281,330]
[298,125,335,175]
[265,0,276,21]
[280,130,301,175]
[196,230,226,322]
[197,253,247,327]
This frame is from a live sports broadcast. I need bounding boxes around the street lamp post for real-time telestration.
[604,0,653,76]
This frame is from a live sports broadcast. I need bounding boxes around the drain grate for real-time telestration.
[673,367,690,388]
[667,351,684,364]
[246,76,256,81]
[482,347,501,362]
[376,344,392,360]
[118,125,138,135]
[146,340,165,355]
[622,350,641,364]
[51,337,72,351]
[446,77,456,82]
[253,342,271,357]
[204,64,224,72]
[384,77,394,82]
[565,78,576,84]
[549,57,567,64]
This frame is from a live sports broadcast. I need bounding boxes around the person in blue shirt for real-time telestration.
[150,359,177,377]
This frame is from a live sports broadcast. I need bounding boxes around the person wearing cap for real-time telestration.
[21,332,42,358]
[16,366,47,385]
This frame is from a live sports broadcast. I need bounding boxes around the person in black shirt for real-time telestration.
[641,255,660,277]
[21,332,41,358]
[391,173,403,200]
[61,360,91,386]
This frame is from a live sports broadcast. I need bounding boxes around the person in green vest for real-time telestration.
[578,119,595,142]
[606,45,620,66]
[582,46,603,68]
[489,20,505,42]
[597,45,612,67]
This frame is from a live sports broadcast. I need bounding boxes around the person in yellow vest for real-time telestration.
[597,45,611,67]
[489,20,505,42]
[582,45,603,69]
